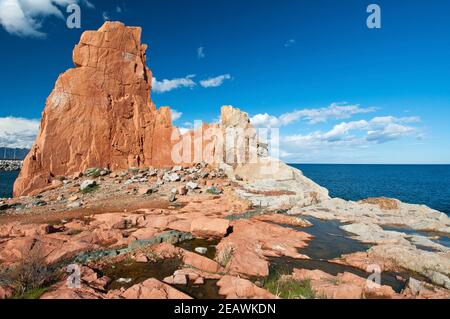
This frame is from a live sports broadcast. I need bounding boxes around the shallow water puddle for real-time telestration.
[102,241,224,299]
[382,225,450,248]
[103,258,182,290]
[175,238,219,260]
[174,280,224,299]
[274,216,371,260]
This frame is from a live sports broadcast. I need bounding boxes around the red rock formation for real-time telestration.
[14,22,175,197]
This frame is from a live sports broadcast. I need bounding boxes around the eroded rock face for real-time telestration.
[14,21,175,197]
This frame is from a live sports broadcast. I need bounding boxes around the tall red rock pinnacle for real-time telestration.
[14,22,175,197]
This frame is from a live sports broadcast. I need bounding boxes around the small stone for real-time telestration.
[32,200,47,207]
[148,169,158,177]
[169,193,177,202]
[172,274,188,285]
[178,186,188,196]
[117,278,132,284]
[163,173,181,183]
[235,175,244,181]
[200,172,209,179]
[186,182,199,190]
[67,201,83,208]
[206,186,222,195]
[171,188,178,194]
[68,195,79,202]
[407,277,423,295]
[195,247,208,255]
[138,187,153,196]
[128,168,140,174]
[99,169,110,176]
[80,180,97,192]
[135,254,148,263]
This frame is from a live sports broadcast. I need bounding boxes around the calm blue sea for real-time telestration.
[1,165,450,215]
[0,171,19,199]
[292,164,450,215]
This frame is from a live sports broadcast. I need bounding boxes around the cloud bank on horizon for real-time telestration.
[0,116,40,148]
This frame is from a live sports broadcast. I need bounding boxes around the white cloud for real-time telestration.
[102,11,109,21]
[251,103,377,127]
[0,116,40,148]
[281,116,420,151]
[81,0,94,9]
[197,47,205,59]
[284,39,296,48]
[152,75,196,93]
[0,0,92,37]
[171,109,182,121]
[199,74,232,88]
[116,5,122,13]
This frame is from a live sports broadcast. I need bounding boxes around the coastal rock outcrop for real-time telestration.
[14,22,175,197]
[218,106,329,209]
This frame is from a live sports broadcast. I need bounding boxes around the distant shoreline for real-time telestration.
[0,160,22,172]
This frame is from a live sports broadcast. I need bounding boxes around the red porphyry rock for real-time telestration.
[181,250,223,273]
[14,21,176,197]
[190,217,230,238]
[119,278,192,299]
[292,269,397,299]
[216,219,312,278]
[217,276,277,299]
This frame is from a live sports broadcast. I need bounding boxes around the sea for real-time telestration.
[292,164,450,216]
[1,165,449,216]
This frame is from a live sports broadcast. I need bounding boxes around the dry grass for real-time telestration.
[4,244,55,298]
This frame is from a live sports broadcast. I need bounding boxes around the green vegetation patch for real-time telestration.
[264,273,316,299]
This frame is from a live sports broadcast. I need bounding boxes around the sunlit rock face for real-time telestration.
[14,22,175,197]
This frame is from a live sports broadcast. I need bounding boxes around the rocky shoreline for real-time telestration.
[1,22,448,300]
[1,161,449,299]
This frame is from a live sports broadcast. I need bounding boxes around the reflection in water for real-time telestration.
[175,238,219,260]
[104,258,182,290]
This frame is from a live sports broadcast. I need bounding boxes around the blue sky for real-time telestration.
[0,0,449,163]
